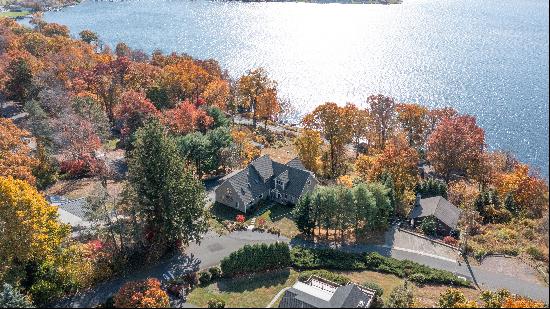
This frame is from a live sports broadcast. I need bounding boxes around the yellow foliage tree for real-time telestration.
[0,118,38,184]
[294,129,323,174]
[0,176,70,275]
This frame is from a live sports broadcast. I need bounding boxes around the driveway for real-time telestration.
[54,229,549,308]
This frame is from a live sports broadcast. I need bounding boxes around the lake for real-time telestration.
[40,0,549,176]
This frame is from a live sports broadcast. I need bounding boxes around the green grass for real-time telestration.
[0,10,30,18]
[187,268,298,308]
[257,203,300,238]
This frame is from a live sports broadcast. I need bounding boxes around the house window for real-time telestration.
[275,179,285,190]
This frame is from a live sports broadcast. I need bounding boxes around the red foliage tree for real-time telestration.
[162,100,213,135]
[114,90,159,143]
[427,115,485,182]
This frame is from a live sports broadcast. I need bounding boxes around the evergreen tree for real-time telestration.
[128,120,208,247]
[293,194,315,237]
[352,183,376,233]
[415,178,448,198]
[0,284,34,308]
[5,58,34,103]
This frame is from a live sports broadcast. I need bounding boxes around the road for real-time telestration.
[53,230,549,308]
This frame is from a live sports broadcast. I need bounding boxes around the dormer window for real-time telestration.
[275,179,285,190]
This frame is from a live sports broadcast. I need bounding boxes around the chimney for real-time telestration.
[415,193,421,206]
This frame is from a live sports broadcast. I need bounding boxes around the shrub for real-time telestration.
[267,226,281,236]
[438,288,467,308]
[183,272,199,287]
[220,242,291,277]
[386,281,414,308]
[207,297,226,308]
[443,236,458,246]
[525,246,545,261]
[408,273,427,285]
[420,217,437,236]
[113,278,169,308]
[290,247,470,287]
[291,247,366,270]
[297,270,350,285]
[199,271,212,286]
[362,281,384,297]
[208,266,222,280]
[235,214,245,223]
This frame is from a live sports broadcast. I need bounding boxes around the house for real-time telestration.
[409,195,461,235]
[278,275,376,308]
[214,155,318,213]
[47,195,91,232]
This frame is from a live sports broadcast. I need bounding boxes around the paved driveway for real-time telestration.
[385,227,460,262]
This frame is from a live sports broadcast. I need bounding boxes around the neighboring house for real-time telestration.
[409,195,461,235]
[278,275,376,308]
[47,195,91,232]
[215,155,318,213]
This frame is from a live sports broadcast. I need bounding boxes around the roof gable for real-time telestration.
[410,196,461,229]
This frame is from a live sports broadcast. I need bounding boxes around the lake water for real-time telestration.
[40,0,549,176]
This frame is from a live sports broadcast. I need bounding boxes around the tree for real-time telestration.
[203,79,230,110]
[302,102,352,178]
[79,29,99,44]
[256,87,280,129]
[396,103,429,149]
[294,129,323,174]
[365,182,392,230]
[367,94,397,149]
[501,296,545,308]
[4,57,34,103]
[352,182,376,233]
[474,190,511,224]
[237,67,277,128]
[41,23,70,38]
[115,42,132,58]
[0,284,34,308]
[0,176,70,275]
[427,115,485,182]
[162,100,213,135]
[0,118,37,184]
[293,194,315,238]
[207,297,226,308]
[114,278,169,308]
[207,106,230,129]
[128,120,208,247]
[386,281,414,308]
[344,103,371,156]
[480,289,511,308]
[415,178,448,199]
[114,90,159,144]
[32,141,58,190]
[24,100,54,147]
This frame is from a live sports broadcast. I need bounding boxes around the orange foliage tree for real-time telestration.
[113,278,170,308]
[367,94,397,150]
[294,129,323,174]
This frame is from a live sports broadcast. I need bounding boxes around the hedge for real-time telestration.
[290,247,470,287]
[220,242,291,277]
[297,270,351,285]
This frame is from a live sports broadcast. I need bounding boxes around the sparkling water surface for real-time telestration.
[41,0,549,176]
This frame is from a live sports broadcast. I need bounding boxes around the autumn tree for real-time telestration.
[0,118,37,184]
[237,67,277,128]
[128,120,208,248]
[427,107,458,133]
[303,102,352,178]
[386,281,414,308]
[162,100,213,135]
[344,103,371,156]
[114,90,159,144]
[396,103,429,149]
[427,115,485,182]
[294,129,323,174]
[202,79,230,110]
[256,87,280,129]
[367,94,397,150]
[0,176,70,277]
[114,278,169,308]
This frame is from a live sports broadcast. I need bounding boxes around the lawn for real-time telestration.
[257,202,300,238]
[186,268,298,308]
[0,10,30,18]
[336,270,481,307]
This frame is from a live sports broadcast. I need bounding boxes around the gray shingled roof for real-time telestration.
[221,155,316,208]
[287,157,306,170]
[58,198,88,219]
[409,196,461,229]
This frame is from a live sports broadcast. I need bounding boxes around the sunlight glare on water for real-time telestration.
[40,0,549,176]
